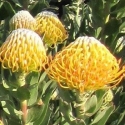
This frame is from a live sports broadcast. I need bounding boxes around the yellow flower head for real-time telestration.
[35,11,68,46]
[9,10,36,31]
[48,36,125,92]
[0,28,47,72]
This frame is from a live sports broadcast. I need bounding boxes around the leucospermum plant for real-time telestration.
[0,28,47,125]
[0,0,125,125]
[46,36,125,125]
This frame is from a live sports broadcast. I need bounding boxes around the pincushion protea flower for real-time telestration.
[9,10,36,31]
[0,29,47,72]
[47,36,125,92]
[35,11,68,46]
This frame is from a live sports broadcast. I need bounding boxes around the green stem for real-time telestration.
[75,91,92,119]
[16,73,26,87]
[17,73,28,125]
[75,93,85,118]
[23,0,29,10]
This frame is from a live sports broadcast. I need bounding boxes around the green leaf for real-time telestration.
[11,0,22,7]
[90,105,114,125]
[7,117,21,125]
[28,83,38,106]
[2,78,10,89]
[59,99,86,125]
[0,95,9,101]
[39,106,52,125]
[0,2,3,8]
[119,21,125,32]
[0,84,9,96]
[116,0,125,19]
[29,1,39,11]
[0,4,9,20]
[38,71,47,84]
[8,73,19,88]
[2,114,21,125]
[59,100,74,123]
[17,87,30,101]
[1,69,19,89]
[32,82,56,125]
[93,90,107,112]
[0,101,22,118]
[84,95,97,115]
[88,0,107,27]
[104,19,120,35]
[30,1,49,16]
[3,1,16,16]
[116,111,125,125]
[58,87,75,103]
[39,79,55,96]
[26,72,39,86]
[26,105,44,123]
[95,89,106,101]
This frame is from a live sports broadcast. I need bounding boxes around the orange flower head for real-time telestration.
[35,11,68,46]
[48,36,125,92]
[0,28,47,72]
[9,10,36,31]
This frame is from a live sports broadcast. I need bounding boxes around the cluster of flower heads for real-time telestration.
[9,10,68,46]
[0,10,124,92]
[0,10,68,73]
[0,29,47,72]
[47,36,125,92]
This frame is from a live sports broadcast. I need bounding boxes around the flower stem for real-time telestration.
[23,0,29,10]
[16,73,28,125]
[75,91,92,119]
[21,100,28,125]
